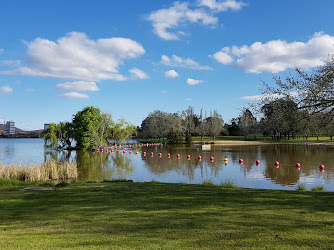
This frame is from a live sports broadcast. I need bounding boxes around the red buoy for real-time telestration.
[143,152,146,156]
[239,159,243,164]
[159,153,162,157]
[319,164,325,170]
[167,153,171,158]
[256,160,260,166]
[296,163,301,168]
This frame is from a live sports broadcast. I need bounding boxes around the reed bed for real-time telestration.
[0,160,78,182]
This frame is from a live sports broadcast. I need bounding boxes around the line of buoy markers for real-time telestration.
[95,149,325,172]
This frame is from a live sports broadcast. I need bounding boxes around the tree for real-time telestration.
[182,106,196,143]
[238,109,257,140]
[111,118,136,143]
[207,110,224,140]
[263,56,334,122]
[72,106,102,150]
[90,113,114,148]
[139,110,171,140]
[197,109,208,142]
[44,123,58,148]
[260,98,300,140]
[56,122,74,149]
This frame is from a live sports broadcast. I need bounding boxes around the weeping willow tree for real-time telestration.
[43,123,58,148]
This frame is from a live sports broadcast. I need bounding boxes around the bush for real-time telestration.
[202,180,215,186]
[220,180,238,188]
[310,186,324,192]
[296,184,307,191]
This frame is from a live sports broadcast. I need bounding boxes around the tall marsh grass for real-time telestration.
[0,160,78,182]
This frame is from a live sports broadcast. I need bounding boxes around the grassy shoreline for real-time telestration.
[0,181,333,249]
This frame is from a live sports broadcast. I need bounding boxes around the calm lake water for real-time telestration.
[1,138,334,191]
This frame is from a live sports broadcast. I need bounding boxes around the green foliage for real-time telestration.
[111,118,136,143]
[73,106,102,150]
[220,180,239,188]
[167,130,183,144]
[202,180,215,185]
[310,186,325,192]
[296,184,307,191]
[185,133,192,144]
[55,182,69,188]
[43,123,58,148]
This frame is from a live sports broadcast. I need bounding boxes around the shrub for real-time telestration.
[296,184,307,191]
[202,180,215,186]
[310,186,325,192]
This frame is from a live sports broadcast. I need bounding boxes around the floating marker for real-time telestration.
[159,153,162,157]
[143,152,146,156]
[129,151,132,154]
[177,154,180,158]
[296,163,301,168]
[123,150,126,154]
[210,156,214,161]
[96,149,99,152]
[275,161,279,166]
[239,159,243,164]
[319,164,325,170]
[256,160,260,166]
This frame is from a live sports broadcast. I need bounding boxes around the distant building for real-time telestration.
[5,121,15,136]
[44,124,50,130]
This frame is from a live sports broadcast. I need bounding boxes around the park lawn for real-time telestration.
[0,182,333,249]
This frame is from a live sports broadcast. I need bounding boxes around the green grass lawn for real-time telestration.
[0,181,333,249]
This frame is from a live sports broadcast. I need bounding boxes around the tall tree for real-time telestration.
[238,109,257,140]
[111,118,136,143]
[44,123,58,148]
[72,106,102,150]
[207,110,224,140]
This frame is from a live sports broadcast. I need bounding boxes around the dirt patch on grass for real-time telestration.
[21,187,54,191]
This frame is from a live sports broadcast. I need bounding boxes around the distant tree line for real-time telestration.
[137,107,225,143]
[44,106,136,150]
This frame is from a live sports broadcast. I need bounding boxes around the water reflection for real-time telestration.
[1,138,333,190]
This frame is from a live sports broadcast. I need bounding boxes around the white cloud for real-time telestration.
[165,69,179,78]
[0,60,21,67]
[0,86,13,93]
[162,55,212,70]
[1,32,145,81]
[186,98,192,101]
[129,68,149,79]
[198,0,246,12]
[26,88,35,92]
[212,32,334,73]
[147,2,217,40]
[58,92,89,99]
[240,91,300,101]
[187,78,203,85]
[56,81,99,92]
[211,48,234,64]
[161,90,168,94]
[0,118,4,123]
[0,49,3,54]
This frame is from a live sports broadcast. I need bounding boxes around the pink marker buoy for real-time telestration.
[143,152,146,156]
[111,149,114,153]
[256,160,260,166]
[296,163,301,168]
[159,153,162,157]
[177,154,180,159]
[210,156,214,161]
[129,151,132,154]
[96,148,99,152]
[239,159,243,164]
[275,161,279,166]
[319,164,325,170]
[123,150,126,154]
[167,153,171,158]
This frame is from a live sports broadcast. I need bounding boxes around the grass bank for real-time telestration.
[0,181,333,249]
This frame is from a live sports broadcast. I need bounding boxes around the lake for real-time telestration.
[1,138,333,191]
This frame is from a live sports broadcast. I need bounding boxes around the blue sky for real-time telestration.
[1,0,334,130]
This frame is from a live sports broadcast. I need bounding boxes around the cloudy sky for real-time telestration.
[1,0,334,130]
